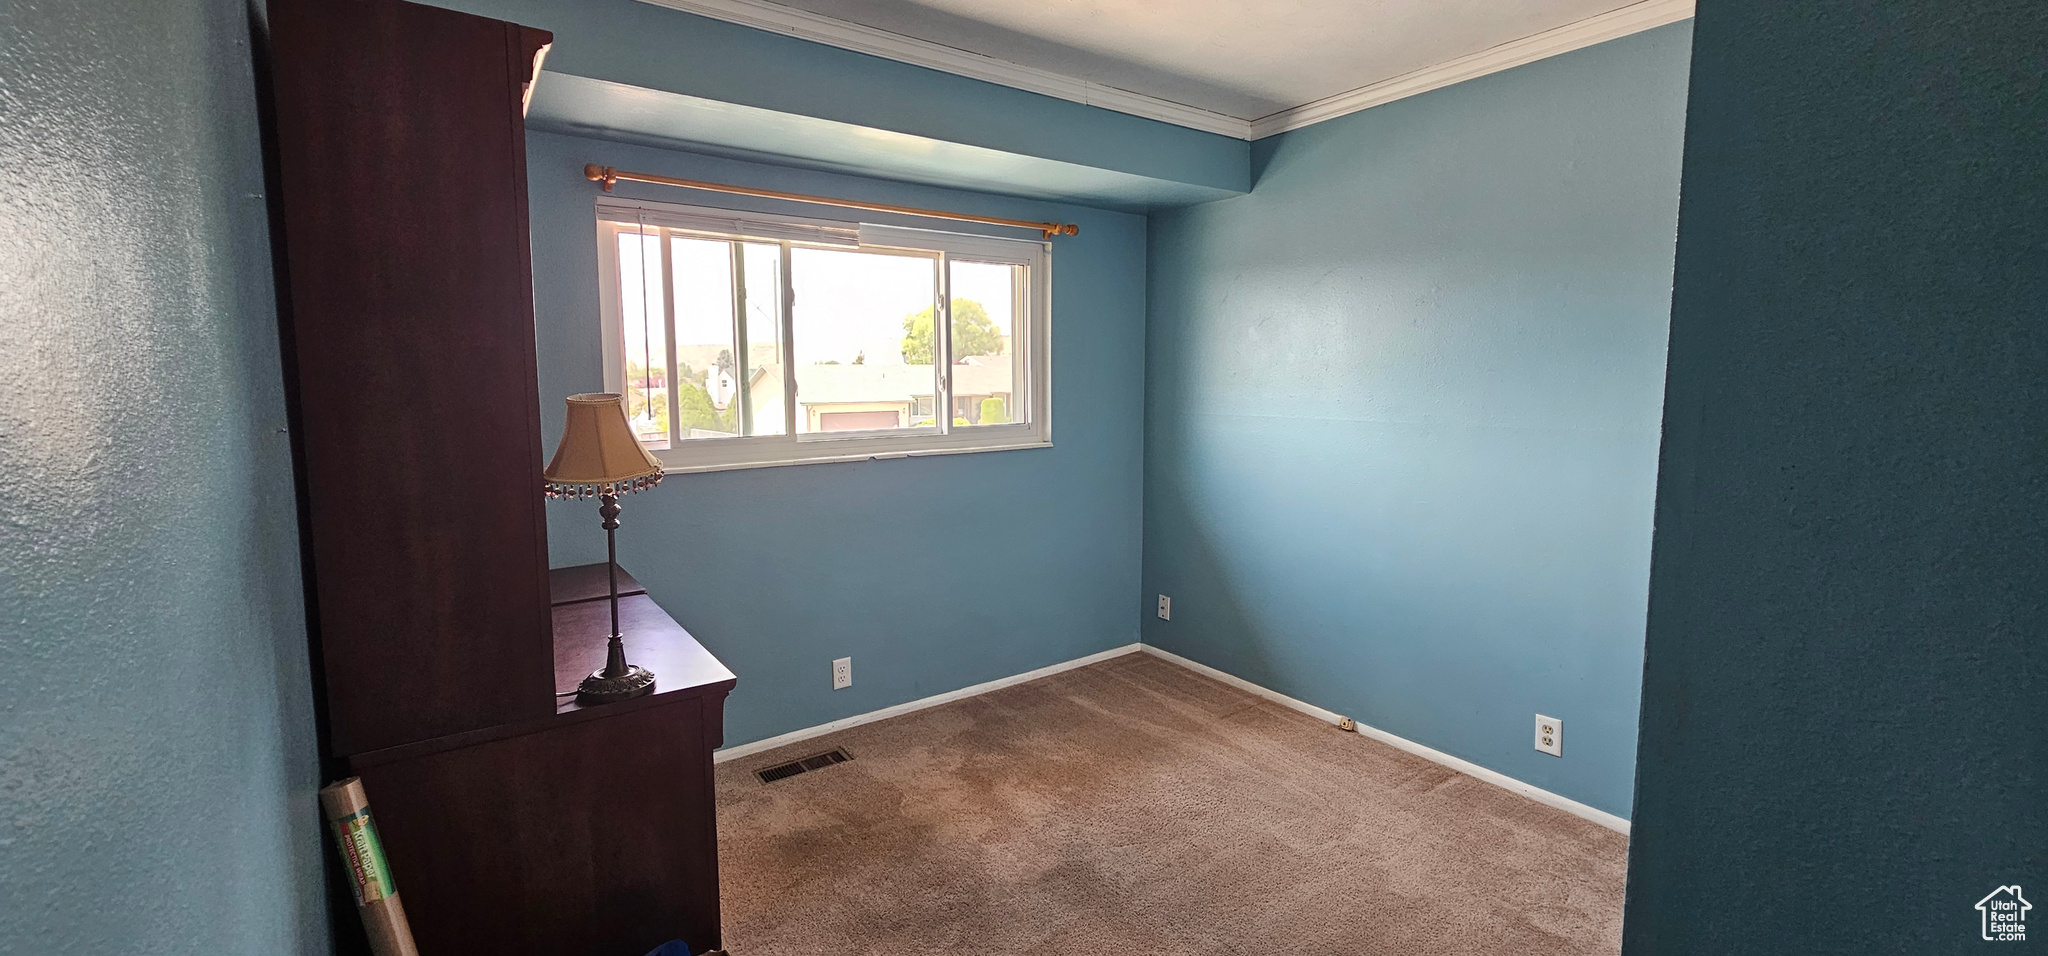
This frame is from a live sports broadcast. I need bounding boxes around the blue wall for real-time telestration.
[430,0,1247,197]
[526,132,1148,748]
[1622,0,2044,950]
[1141,23,1693,818]
[0,0,329,953]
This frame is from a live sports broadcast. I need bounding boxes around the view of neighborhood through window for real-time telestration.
[670,236,739,440]
[617,231,668,450]
[741,242,785,437]
[792,246,940,435]
[599,204,1046,468]
[947,259,1021,428]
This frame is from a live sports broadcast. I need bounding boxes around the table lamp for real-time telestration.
[543,393,665,704]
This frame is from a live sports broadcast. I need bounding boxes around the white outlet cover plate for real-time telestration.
[1535,714,1562,757]
[832,657,852,690]
[1157,595,1172,620]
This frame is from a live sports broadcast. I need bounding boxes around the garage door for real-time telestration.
[818,410,902,432]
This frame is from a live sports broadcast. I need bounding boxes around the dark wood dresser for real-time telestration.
[264,0,735,951]
[346,566,735,955]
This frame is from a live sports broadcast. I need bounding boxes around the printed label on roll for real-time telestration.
[330,807,398,904]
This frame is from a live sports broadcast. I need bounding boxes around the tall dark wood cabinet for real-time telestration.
[266,2,733,953]
[269,0,555,758]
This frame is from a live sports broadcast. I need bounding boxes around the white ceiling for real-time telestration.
[757,0,1658,121]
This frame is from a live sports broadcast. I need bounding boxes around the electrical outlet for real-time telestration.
[832,657,852,690]
[1535,714,1562,757]
[1157,594,1172,620]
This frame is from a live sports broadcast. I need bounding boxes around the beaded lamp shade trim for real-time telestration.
[543,471,664,500]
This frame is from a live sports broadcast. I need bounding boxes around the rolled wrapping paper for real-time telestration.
[319,778,421,956]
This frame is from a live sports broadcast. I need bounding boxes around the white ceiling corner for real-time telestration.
[633,0,1694,140]
[1249,0,1694,137]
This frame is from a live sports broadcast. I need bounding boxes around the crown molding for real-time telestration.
[633,0,1692,143]
[634,0,1254,138]
[1248,0,1695,138]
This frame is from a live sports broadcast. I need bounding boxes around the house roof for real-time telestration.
[749,362,1013,405]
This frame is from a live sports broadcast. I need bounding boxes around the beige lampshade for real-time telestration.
[542,393,665,499]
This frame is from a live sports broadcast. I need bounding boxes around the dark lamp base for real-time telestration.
[577,664,656,705]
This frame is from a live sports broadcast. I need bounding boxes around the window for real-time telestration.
[596,198,1051,472]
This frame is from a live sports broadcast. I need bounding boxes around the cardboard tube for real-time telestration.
[320,777,421,956]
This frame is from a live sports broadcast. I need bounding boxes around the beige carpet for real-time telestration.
[715,652,1627,956]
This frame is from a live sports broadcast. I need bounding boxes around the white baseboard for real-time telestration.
[1136,645,1632,835]
[713,639,1630,836]
[713,643,1145,763]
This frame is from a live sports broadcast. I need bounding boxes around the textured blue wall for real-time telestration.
[0,0,329,953]
[1622,0,2044,951]
[1141,24,1693,818]
[527,132,1147,748]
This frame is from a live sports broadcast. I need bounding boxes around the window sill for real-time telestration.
[649,434,1052,475]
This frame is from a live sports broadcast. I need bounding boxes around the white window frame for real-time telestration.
[594,197,1052,474]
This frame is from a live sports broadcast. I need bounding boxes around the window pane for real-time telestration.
[948,259,1025,427]
[740,242,785,437]
[617,230,669,449]
[790,247,939,434]
[669,235,740,440]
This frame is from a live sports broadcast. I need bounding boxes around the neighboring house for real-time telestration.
[708,363,736,411]
[746,360,1014,432]
[621,366,666,391]
[674,342,773,411]
[1977,886,2031,941]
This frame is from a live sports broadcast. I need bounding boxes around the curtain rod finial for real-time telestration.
[584,164,618,192]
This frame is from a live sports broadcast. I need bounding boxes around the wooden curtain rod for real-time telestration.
[584,164,1079,240]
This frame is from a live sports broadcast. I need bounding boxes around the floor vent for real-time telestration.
[756,748,852,784]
